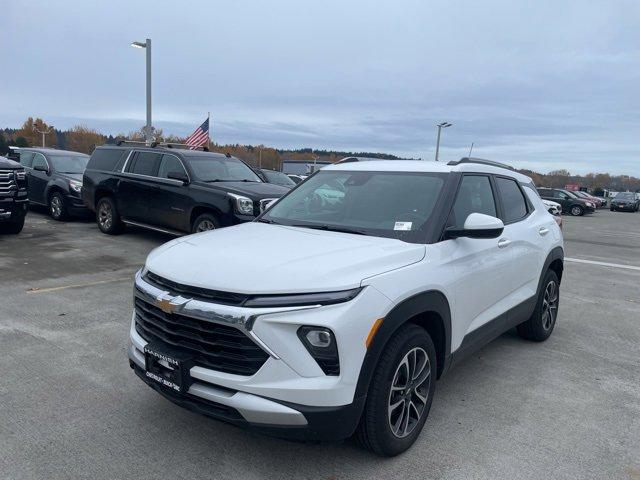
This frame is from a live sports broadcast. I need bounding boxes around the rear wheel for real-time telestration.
[0,217,25,234]
[192,213,220,233]
[355,324,437,457]
[570,205,584,216]
[49,192,68,221]
[517,270,559,342]
[96,197,123,234]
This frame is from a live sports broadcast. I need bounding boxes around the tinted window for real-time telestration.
[537,188,551,197]
[450,175,496,228]
[158,155,187,179]
[128,152,161,176]
[49,154,89,174]
[88,149,127,171]
[263,170,446,243]
[19,152,34,167]
[261,169,296,186]
[496,177,527,222]
[32,153,48,170]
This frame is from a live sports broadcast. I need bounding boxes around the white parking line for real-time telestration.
[565,257,640,271]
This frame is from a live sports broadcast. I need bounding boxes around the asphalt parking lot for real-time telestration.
[1,208,639,480]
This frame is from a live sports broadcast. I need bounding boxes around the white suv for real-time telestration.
[128,157,563,456]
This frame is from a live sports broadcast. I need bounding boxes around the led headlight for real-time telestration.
[228,193,254,215]
[69,180,83,194]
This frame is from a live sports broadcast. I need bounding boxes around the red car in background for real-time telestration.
[575,191,605,208]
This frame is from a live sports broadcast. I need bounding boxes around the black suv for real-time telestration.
[537,187,595,216]
[13,147,90,220]
[0,155,28,233]
[610,192,639,212]
[82,143,289,235]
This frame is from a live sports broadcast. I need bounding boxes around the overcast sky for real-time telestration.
[2,0,639,174]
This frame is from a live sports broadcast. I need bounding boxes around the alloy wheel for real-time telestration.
[571,206,582,216]
[387,347,431,438]
[98,202,113,230]
[50,196,63,218]
[541,280,559,330]
[196,220,216,232]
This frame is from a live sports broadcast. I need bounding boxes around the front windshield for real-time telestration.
[50,154,89,174]
[185,155,261,182]
[262,170,446,242]
[262,169,296,186]
[615,192,634,200]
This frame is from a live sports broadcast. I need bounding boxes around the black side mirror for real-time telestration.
[33,164,49,173]
[167,171,189,184]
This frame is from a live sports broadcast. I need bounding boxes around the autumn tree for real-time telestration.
[15,117,58,148]
[65,125,106,154]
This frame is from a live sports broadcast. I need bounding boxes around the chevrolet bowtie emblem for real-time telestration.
[156,297,177,314]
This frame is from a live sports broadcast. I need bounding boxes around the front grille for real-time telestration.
[134,297,269,376]
[0,170,17,195]
[145,271,249,306]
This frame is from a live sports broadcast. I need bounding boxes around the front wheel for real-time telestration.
[355,324,437,457]
[49,192,68,221]
[570,205,584,216]
[517,270,559,342]
[192,213,220,233]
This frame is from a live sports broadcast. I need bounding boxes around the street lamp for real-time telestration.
[33,125,53,147]
[434,121,452,161]
[131,38,153,144]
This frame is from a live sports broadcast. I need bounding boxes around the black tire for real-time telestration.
[355,324,437,457]
[96,196,123,234]
[49,191,68,221]
[570,205,584,216]
[517,270,560,342]
[191,213,220,233]
[0,217,25,234]
[610,207,614,211]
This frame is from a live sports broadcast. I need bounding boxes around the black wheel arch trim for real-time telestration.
[538,246,564,292]
[354,290,452,401]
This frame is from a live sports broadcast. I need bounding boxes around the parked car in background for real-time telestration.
[254,168,297,189]
[537,187,595,216]
[574,191,604,208]
[542,199,561,216]
[610,192,639,212]
[286,174,306,184]
[13,147,90,220]
[0,155,28,233]
[82,143,289,235]
[128,157,563,457]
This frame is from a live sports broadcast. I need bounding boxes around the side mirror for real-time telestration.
[167,171,189,184]
[445,213,504,239]
[33,164,49,173]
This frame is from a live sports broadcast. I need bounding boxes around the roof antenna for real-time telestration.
[468,142,474,158]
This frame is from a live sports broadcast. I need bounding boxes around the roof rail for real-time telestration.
[336,156,399,164]
[448,157,515,171]
[337,157,359,163]
[114,140,209,151]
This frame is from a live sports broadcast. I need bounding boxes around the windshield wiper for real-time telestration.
[203,179,259,183]
[256,218,279,225]
[290,224,367,235]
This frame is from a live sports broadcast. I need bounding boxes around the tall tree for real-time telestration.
[15,117,58,148]
[65,125,106,154]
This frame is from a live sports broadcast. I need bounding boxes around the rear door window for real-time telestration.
[496,177,528,223]
[127,152,161,177]
[449,175,497,228]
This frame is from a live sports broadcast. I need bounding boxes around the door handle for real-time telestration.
[497,238,511,249]
[539,227,549,236]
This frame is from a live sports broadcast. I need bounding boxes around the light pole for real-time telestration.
[434,121,452,161]
[33,125,53,147]
[131,38,153,144]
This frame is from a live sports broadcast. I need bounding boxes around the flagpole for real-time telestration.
[207,111,211,150]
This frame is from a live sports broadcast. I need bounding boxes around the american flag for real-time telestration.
[185,117,210,149]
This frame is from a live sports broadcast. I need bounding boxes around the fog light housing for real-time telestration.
[297,326,340,376]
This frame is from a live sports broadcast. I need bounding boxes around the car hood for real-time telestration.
[193,180,289,199]
[145,222,426,294]
[0,156,21,169]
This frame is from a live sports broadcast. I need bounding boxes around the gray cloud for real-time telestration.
[1,0,639,174]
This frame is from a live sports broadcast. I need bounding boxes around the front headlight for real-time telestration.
[587,202,594,207]
[69,180,83,194]
[228,193,254,215]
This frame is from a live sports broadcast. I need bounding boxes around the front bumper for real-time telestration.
[128,270,390,440]
[0,196,28,222]
[64,192,90,216]
[611,203,635,211]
